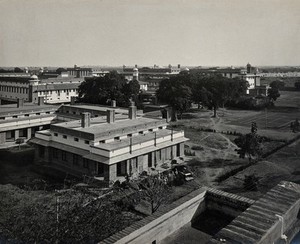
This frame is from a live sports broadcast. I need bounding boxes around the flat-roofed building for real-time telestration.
[0,99,59,146]
[31,103,188,186]
[56,100,143,122]
[0,73,84,104]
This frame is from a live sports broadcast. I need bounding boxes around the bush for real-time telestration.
[243,174,259,191]
[191,145,204,151]
[184,149,195,156]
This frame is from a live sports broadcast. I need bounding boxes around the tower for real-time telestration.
[133,67,139,81]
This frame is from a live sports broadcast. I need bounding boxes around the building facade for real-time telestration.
[0,73,84,104]
[0,99,58,146]
[31,103,188,186]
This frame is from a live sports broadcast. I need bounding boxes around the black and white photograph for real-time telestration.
[0,0,300,243]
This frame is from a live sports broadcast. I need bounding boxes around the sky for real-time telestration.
[0,0,300,67]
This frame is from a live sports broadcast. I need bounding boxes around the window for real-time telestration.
[117,161,127,176]
[62,151,67,161]
[63,135,67,139]
[99,140,105,144]
[139,131,143,135]
[114,136,120,140]
[84,140,89,145]
[74,137,79,142]
[54,133,58,137]
[83,158,89,169]
[73,154,79,166]
[127,134,132,138]
[13,115,18,118]
[46,111,50,114]
[24,114,29,117]
[36,113,40,115]
[52,148,58,159]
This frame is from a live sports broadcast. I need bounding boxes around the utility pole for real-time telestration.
[265,107,268,129]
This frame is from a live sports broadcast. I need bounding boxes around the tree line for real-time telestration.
[157,72,249,120]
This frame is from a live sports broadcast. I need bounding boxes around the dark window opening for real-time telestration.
[148,153,152,168]
[83,158,89,169]
[52,148,59,159]
[73,154,79,166]
[117,161,127,176]
[62,151,67,161]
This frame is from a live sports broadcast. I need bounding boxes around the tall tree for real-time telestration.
[267,87,280,103]
[78,71,139,107]
[270,80,285,90]
[234,122,263,162]
[191,74,247,117]
[157,73,192,120]
[14,67,23,73]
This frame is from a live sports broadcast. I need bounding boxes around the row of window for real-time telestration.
[38,89,77,95]
[99,127,164,144]
[52,126,165,146]
[0,112,52,120]
[0,86,28,94]
[53,132,89,144]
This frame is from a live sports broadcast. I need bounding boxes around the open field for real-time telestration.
[219,138,300,200]
[170,90,300,198]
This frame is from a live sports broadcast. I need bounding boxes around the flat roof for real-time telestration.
[62,104,142,115]
[0,103,59,116]
[51,116,168,139]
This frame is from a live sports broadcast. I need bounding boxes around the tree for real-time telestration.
[78,71,139,107]
[244,174,260,191]
[157,73,192,121]
[267,87,280,103]
[234,122,263,162]
[14,67,23,73]
[138,175,171,214]
[291,119,300,133]
[295,81,300,90]
[270,80,285,90]
[190,74,247,117]
[56,67,67,74]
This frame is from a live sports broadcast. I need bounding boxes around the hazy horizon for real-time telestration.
[0,0,300,67]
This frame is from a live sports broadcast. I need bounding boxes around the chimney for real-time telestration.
[178,64,181,69]
[81,112,91,128]
[129,101,137,120]
[135,64,137,68]
[17,98,24,108]
[38,97,44,106]
[106,109,115,123]
[111,100,116,107]
[70,96,76,105]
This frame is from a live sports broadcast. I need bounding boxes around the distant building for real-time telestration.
[67,64,92,78]
[0,73,84,104]
[31,102,188,186]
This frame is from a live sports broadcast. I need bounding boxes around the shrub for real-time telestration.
[243,174,260,191]
[191,145,204,151]
[184,149,195,156]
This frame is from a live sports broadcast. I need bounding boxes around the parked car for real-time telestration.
[172,165,194,181]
